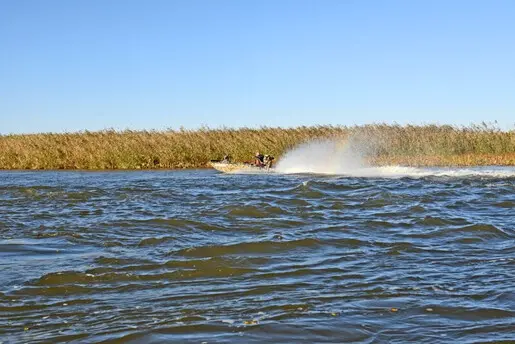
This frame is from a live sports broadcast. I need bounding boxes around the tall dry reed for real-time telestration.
[1,124,514,169]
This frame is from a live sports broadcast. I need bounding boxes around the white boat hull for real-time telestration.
[210,162,274,173]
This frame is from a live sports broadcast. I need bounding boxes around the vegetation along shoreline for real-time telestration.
[1,124,515,170]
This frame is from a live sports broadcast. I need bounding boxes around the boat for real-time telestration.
[210,161,274,173]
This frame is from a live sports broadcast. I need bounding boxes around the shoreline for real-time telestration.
[2,155,515,171]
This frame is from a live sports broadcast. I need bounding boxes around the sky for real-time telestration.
[1,0,514,134]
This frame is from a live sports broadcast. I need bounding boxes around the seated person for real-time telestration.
[221,155,231,163]
[254,152,265,167]
[263,155,274,168]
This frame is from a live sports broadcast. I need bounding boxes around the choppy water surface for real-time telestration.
[1,169,514,343]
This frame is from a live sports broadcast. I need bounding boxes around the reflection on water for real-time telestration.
[1,169,514,343]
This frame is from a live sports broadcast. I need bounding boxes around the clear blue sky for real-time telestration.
[1,0,514,134]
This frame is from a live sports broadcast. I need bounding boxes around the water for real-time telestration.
[1,169,514,343]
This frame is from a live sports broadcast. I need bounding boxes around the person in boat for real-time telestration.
[263,154,274,168]
[254,152,274,168]
[221,154,231,164]
[254,152,265,167]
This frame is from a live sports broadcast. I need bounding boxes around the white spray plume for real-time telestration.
[276,137,369,175]
[275,137,515,178]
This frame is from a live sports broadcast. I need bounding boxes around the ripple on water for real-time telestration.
[446,223,512,239]
[1,170,514,343]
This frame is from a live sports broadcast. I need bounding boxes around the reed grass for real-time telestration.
[1,124,514,169]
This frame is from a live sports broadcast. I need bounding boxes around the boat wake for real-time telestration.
[275,139,515,178]
[321,165,515,178]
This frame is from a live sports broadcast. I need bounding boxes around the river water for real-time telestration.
[1,168,514,343]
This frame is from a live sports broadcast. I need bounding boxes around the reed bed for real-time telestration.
[1,124,514,169]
